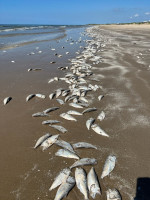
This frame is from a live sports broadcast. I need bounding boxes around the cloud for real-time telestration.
[145,12,150,15]
[134,14,139,17]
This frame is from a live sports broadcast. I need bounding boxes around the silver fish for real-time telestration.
[56,99,64,105]
[32,112,49,117]
[35,94,46,99]
[48,78,54,83]
[42,120,60,125]
[101,155,116,179]
[92,124,109,137]
[98,95,104,101]
[49,93,55,99]
[41,134,59,151]
[75,168,88,200]
[97,111,105,121]
[106,189,121,200]
[69,102,83,108]
[50,125,67,133]
[70,158,97,169]
[56,89,62,98]
[67,110,82,115]
[43,107,59,114]
[49,168,71,191]
[26,94,35,102]
[87,167,101,198]
[86,118,95,130]
[79,102,89,107]
[79,97,88,103]
[55,139,75,153]
[54,176,75,200]
[82,107,97,114]
[55,149,80,160]
[34,133,51,148]
[3,97,12,105]
[60,113,77,121]
[73,142,97,149]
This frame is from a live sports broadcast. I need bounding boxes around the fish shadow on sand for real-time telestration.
[134,177,150,200]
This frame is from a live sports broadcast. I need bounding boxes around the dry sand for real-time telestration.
[0,24,150,200]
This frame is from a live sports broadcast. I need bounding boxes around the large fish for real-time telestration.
[49,168,71,191]
[91,124,109,137]
[26,94,35,102]
[34,133,51,148]
[55,139,75,153]
[3,97,12,105]
[70,158,97,169]
[97,111,105,121]
[55,149,80,160]
[75,168,88,200]
[42,120,60,125]
[41,134,59,151]
[73,142,97,149]
[86,118,95,130]
[106,189,121,200]
[60,113,77,121]
[87,167,101,198]
[82,107,97,114]
[43,107,59,114]
[49,125,67,133]
[54,176,75,200]
[101,155,116,179]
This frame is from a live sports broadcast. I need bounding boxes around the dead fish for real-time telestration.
[98,95,104,101]
[75,168,88,200]
[67,110,82,115]
[49,93,55,99]
[54,176,75,200]
[41,134,59,151]
[55,149,80,160]
[50,61,56,64]
[70,158,97,169]
[91,124,109,137]
[33,68,42,71]
[106,189,121,200]
[78,102,89,107]
[97,111,105,121]
[73,142,97,149]
[69,102,83,108]
[56,89,62,98]
[54,77,59,81]
[87,167,101,198]
[101,155,116,179]
[43,107,59,114]
[32,112,49,117]
[28,68,32,71]
[48,78,54,83]
[49,168,71,191]
[34,133,51,148]
[79,97,88,103]
[55,139,75,153]
[86,118,95,130]
[26,94,35,102]
[50,125,67,133]
[42,120,60,125]
[60,113,77,121]
[82,107,97,114]
[3,97,12,105]
[51,48,55,51]
[35,94,46,99]
[66,52,69,54]
[56,99,64,105]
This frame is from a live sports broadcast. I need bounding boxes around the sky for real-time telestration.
[0,0,150,25]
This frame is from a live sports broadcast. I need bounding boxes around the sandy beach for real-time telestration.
[0,24,150,200]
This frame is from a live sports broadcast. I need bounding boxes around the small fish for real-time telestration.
[42,120,60,125]
[73,142,97,149]
[56,89,62,98]
[3,97,12,105]
[35,94,46,99]
[43,107,59,114]
[82,107,97,114]
[50,125,67,133]
[87,167,101,198]
[86,118,95,130]
[60,113,77,121]
[49,93,55,99]
[97,111,105,121]
[55,139,75,153]
[48,78,54,83]
[26,94,35,102]
[70,158,97,169]
[67,110,82,115]
[49,168,71,191]
[98,95,104,101]
[54,176,75,200]
[69,102,83,108]
[91,124,109,137]
[34,133,51,148]
[79,102,89,107]
[79,97,88,103]
[41,134,59,151]
[106,189,121,200]
[75,168,88,200]
[33,68,42,71]
[32,112,49,117]
[50,61,56,64]
[101,155,116,179]
[56,99,64,105]
[55,149,80,160]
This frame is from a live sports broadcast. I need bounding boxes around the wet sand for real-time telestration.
[0,25,150,200]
